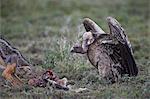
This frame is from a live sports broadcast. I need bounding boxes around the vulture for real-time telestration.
[71,17,138,82]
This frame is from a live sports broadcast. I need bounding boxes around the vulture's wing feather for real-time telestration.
[106,17,138,76]
[119,43,138,76]
[83,18,106,38]
[106,17,133,53]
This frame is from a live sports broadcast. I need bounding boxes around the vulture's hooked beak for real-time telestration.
[70,42,87,54]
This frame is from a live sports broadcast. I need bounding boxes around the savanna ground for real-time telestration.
[0,0,150,98]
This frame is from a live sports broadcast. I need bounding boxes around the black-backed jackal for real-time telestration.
[0,38,32,87]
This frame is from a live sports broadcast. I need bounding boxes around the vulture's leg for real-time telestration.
[97,53,115,83]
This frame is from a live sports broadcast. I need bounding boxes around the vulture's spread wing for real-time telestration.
[83,18,106,38]
[106,17,138,76]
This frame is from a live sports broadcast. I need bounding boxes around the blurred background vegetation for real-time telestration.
[0,0,150,98]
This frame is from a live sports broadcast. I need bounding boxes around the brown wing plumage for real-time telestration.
[106,17,138,76]
[83,18,106,38]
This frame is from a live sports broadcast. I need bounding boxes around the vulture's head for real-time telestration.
[71,18,106,54]
[70,31,94,54]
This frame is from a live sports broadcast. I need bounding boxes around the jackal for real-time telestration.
[0,38,32,86]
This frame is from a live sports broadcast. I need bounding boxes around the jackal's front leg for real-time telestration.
[2,63,22,87]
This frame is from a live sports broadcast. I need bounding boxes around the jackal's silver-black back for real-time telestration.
[0,38,30,66]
